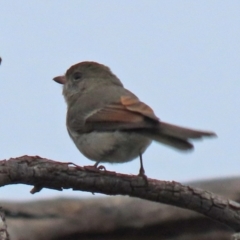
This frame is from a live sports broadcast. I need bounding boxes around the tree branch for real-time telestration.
[0,155,240,232]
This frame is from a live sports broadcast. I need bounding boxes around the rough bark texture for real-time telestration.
[1,177,240,240]
[0,156,240,239]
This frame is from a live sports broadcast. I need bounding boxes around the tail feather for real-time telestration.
[159,122,216,140]
[136,122,216,151]
[147,133,194,150]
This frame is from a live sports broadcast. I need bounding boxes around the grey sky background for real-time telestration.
[0,1,239,200]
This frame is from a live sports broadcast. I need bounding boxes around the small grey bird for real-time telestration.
[53,61,216,177]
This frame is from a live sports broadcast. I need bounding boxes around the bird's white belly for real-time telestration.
[68,130,152,163]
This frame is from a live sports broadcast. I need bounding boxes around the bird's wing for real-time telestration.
[69,93,216,151]
[83,95,160,131]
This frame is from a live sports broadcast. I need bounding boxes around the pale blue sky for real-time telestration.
[0,1,239,200]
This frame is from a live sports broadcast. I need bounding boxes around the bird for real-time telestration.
[53,61,216,177]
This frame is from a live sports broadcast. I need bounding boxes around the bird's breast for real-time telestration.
[67,129,151,163]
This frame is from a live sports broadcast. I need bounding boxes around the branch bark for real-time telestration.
[0,155,240,232]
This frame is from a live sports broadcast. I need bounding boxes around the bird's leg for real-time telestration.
[84,161,106,172]
[83,161,101,172]
[138,154,148,184]
[94,161,100,167]
[138,154,145,176]
[94,161,106,170]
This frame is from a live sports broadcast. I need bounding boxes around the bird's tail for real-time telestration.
[139,122,216,151]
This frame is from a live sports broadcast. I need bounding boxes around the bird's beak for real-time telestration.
[53,76,66,84]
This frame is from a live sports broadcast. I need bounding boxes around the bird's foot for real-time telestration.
[138,168,148,185]
[84,164,106,172]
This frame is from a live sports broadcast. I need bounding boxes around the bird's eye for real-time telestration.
[73,72,82,81]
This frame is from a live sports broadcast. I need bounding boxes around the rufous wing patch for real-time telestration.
[86,104,144,123]
[121,96,159,121]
